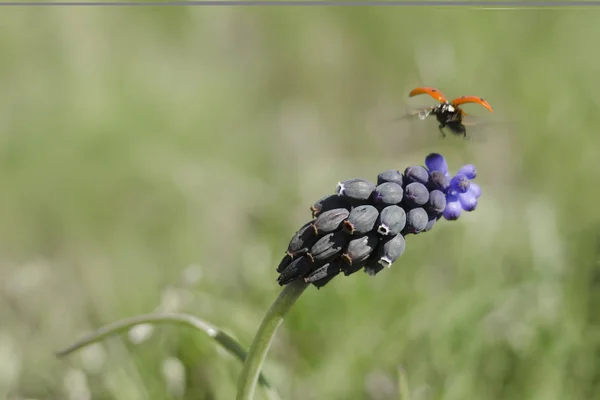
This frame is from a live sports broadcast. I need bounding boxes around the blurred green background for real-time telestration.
[1,5,600,400]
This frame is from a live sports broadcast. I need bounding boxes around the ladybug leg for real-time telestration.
[438,124,446,138]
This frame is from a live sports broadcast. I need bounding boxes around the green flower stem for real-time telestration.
[56,312,280,400]
[398,365,412,400]
[236,279,309,400]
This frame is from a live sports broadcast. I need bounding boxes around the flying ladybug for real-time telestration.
[407,86,494,138]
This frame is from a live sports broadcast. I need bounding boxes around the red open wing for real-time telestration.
[451,96,494,113]
[409,86,448,103]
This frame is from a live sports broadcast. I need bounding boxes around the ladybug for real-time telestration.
[408,86,494,138]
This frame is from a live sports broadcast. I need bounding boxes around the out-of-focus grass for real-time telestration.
[1,7,599,400]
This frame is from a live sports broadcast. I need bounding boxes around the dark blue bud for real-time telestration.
[403,207,429,234]
[376,205,406,236]
[428,170,450,192]
[343,205,379,235]
[308,230,347,263]
[404,165,429,185]
[277,256,312,285]
[427,190,447,214]
[342,232,379,266]
[376,233,406,268]
[310,208,350,235]
[372,182,404,206]
[403,182,430,208]
[336,178,376,204]
[311,194,350,218]
[287,222,318,255]
[304,261,342,288]
[377,169,404,187]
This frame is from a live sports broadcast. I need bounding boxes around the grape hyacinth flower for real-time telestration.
[276,152,481,288]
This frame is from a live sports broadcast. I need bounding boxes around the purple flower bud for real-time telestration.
[457,164,477,180]
[458,191,478,211]
[277,256,312,285]
[428,171,450,192]
[336,178,376,204]
[310,208,350,235]
[377,169,404,187]
[427,190,447,214]
[311,194,350,218]
[425,153,448,175]
[376,205,406,236]
[404,165,429,185]
[372,182,404,206]
[376,233,407,268]
[308,230,347,263]
[343,205,379,235]
[403,207,429,234]
[304,260,342,288]
[342,233,379,266]
[403,182,430,208]
[469,182,481,199]
[443,195,462,220]
[449,173,470,195]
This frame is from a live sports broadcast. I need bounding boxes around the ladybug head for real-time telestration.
[434,102,458,115]
[440,103,456,113]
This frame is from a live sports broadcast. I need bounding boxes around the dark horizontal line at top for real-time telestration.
[1,1,600,7]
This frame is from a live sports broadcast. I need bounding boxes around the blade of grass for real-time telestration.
[56,312,281,400]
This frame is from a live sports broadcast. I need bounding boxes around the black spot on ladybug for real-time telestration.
[480,97,485,101]
[432,89,437,92]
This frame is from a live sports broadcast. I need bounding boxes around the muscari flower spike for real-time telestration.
[276,152,481,288]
